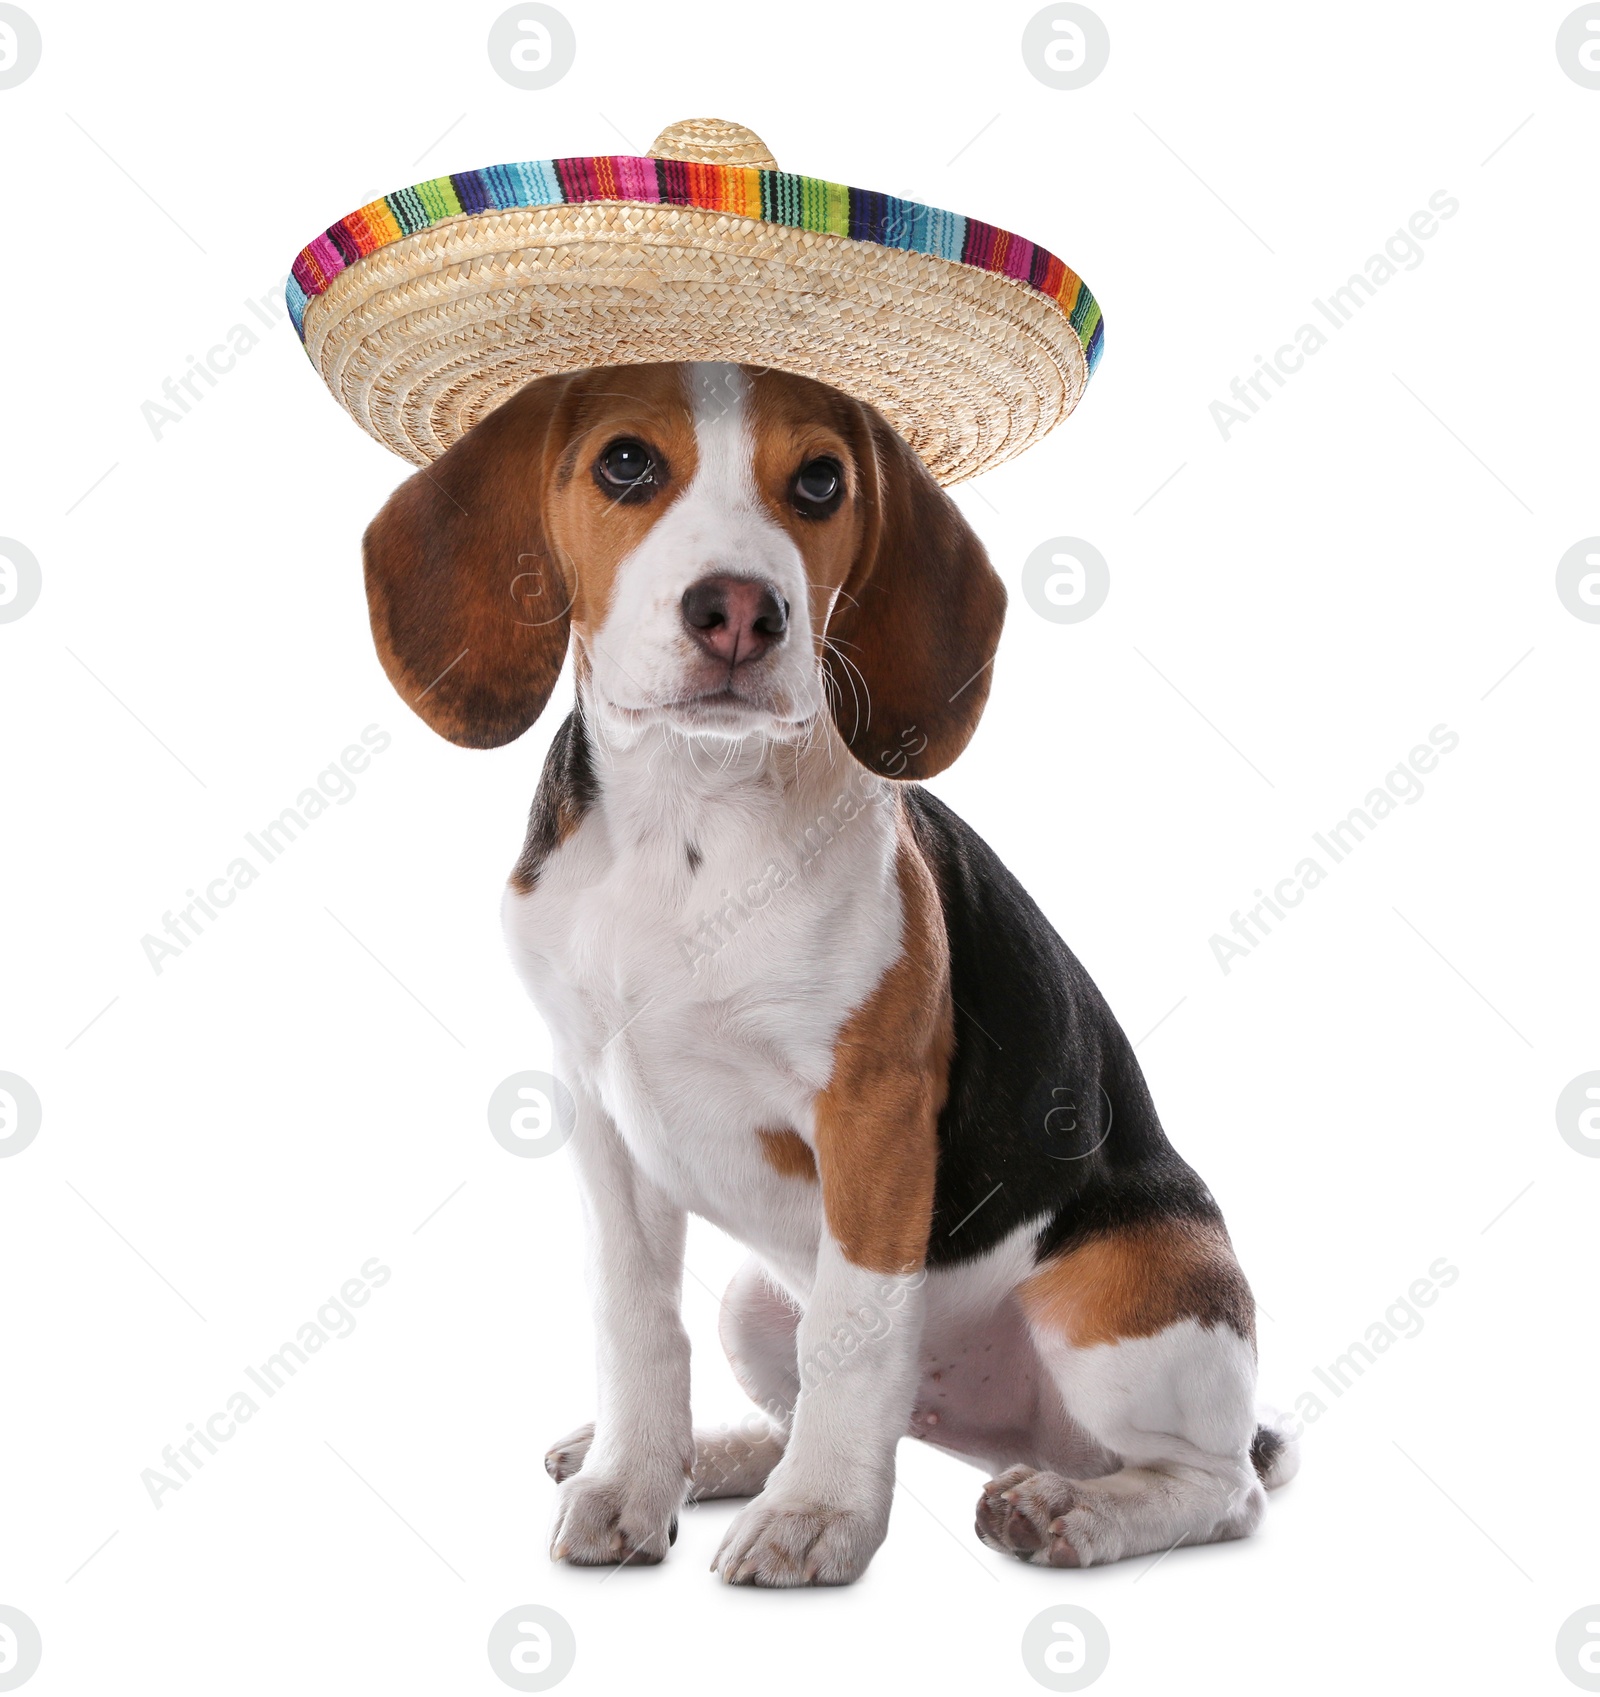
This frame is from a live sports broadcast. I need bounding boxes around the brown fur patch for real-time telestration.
[811,799,953,1274]
[543,364,700,636]
[757,1128,818,1181]
[362,377,576,749]
[745,367,1006,781]
[744,368,867,642]
[361,365,702,749]
[362,359,1002,769]
[1017,1218,1256,1351]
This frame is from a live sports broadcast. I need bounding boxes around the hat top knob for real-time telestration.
[647,117,778,169]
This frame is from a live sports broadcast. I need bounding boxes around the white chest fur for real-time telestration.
[501,723,904,1279]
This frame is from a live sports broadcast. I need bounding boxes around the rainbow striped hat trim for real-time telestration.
[287,117,1103,484]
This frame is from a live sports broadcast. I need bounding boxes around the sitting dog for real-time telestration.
[359,358,1297,1586]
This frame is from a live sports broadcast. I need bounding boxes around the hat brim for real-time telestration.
[290,155,1103,486]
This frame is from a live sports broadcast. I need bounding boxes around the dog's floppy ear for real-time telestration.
[824,412,1007,780]
[362,374,575,749]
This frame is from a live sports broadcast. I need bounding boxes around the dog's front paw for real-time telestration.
[712,1491,888,1587]
[549,1470,682,1568]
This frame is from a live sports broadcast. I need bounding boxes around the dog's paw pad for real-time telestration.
[975,1467,1085,1566]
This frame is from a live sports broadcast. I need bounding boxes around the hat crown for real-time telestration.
[647,117,778,169]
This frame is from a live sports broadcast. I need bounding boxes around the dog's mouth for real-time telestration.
[679,684,764,713]
[599,683,810,738]
[660,686,795,732]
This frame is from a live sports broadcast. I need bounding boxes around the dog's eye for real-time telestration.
[793,457,843,513]
[596,438,657,496]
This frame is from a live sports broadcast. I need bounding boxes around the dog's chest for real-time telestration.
[501,758,903,1242]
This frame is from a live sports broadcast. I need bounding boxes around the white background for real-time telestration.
[2,2,1596,1692]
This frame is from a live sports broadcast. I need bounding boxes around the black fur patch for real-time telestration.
[510,708,597,892]
[903,788,1226,1271]
[1250,1424,1285,1481]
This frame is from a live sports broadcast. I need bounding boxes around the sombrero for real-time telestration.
[288,117,1103,486]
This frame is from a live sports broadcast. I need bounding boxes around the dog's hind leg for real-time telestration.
[545,1256,797,1502]
[691,1256,799,1500]
[975,1218,1294,1568]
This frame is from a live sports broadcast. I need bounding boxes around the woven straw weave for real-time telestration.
[295,121,1096,485]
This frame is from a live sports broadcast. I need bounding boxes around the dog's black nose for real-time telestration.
[681,575,789,666]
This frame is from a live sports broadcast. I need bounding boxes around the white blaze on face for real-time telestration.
[587,362,823,736]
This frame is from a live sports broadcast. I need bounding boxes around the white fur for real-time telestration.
[508,362,1283,1581]
[545,1074,693,1565]
[508,364,920,1580]
[713,1241,924,1583]
[586,362,828,743]
[503,726,901,1283]
[1023,1319,1266,1564]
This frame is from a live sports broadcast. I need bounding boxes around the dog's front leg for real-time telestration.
[548,1080,693,1567]
[711,1234,925,1586]
[711,833,948,1586]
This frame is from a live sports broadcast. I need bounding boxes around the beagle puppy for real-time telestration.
[360,359,1297,1586]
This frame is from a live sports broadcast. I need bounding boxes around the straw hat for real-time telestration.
[288,117,1103,486]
